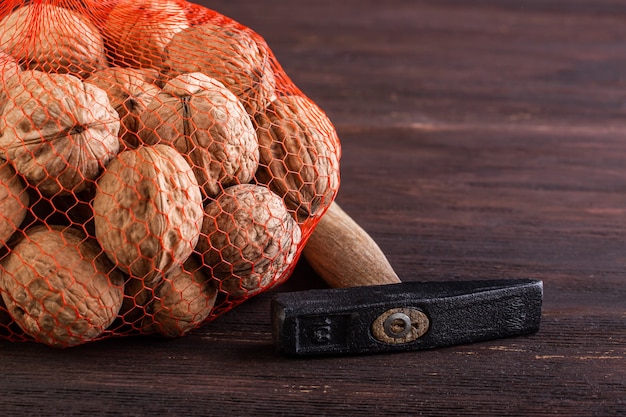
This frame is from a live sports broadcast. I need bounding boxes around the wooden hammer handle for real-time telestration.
[302,202,401,288]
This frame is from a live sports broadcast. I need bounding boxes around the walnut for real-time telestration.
[86,67,161,148]
[142,257,217,337]
[139,72,259,198]
[0,70,120,196]
[163,22,277,115]
[197,184,302,298]
[255,95,341,223]
[93,144,203,280]
[0,160,28,246]
[104,0,189,69]
[0,4,107,78]
[0,225,124,347]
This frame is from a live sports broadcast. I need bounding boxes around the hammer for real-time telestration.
[272,202,543,356]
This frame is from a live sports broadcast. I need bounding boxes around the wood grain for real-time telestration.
[302,202,401,287]
[1,0,626,416]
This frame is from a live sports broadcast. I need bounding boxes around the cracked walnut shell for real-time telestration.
[0,70,120,196]
[255,95,340,223]
[0,4,107,78]
[93,144,203,279]
[197,184,302,298]
[139,72,259,198]
[0,225,124,347]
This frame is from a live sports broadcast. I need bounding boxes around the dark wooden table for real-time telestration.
[2,1,625,415]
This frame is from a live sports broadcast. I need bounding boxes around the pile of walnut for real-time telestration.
[0,0,340,347]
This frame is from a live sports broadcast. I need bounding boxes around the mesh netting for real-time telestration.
[0,0,341,347]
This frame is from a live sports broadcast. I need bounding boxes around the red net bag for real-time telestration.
[0,0,341,347]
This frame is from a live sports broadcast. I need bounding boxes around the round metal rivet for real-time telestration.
[371,307,430,345]
[383,312,412,339]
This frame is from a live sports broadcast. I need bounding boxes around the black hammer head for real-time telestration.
[271,279,543,356]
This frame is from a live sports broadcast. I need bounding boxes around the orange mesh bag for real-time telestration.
[0,0,341,347]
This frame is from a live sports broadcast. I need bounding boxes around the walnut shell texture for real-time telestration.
[0,159,28,246]
[0,51,21,114]
[164,22,276,115]
[0,70,120,196]
[139,72,259,198]
[0,51,20,81]
[86,67,161,148]
[104,0,189,69]
[255,95,341,223]
[142,257,217,337]
[0,4,107,78]
[93,144,203,279]
[197,184,302,298]
[0,225,124,347]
